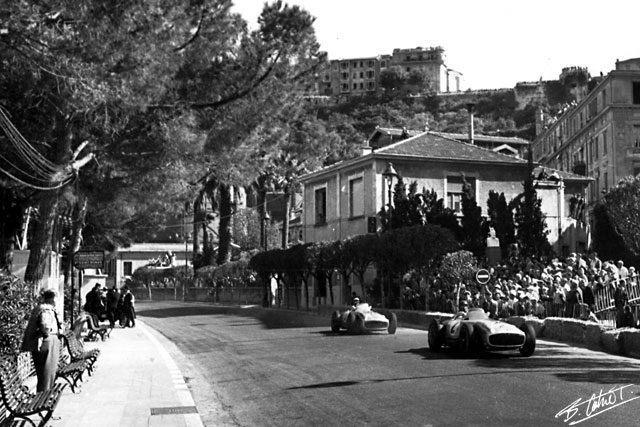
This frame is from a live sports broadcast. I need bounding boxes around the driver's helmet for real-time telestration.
[352,297,360,306]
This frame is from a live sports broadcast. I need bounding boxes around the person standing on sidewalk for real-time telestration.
[21,289,63,391]
[106,285,120,328]
[120,286,136,328]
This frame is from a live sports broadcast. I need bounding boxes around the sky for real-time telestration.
[231,0,640,90]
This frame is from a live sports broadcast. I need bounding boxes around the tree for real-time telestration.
[379,68,406,92]
[2,0,326,280]
[595,176,640,263]
[513,155,551,258]
[460,176,487,258]
[486,190,516,259]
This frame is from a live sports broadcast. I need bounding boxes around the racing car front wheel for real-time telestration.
[331,311,342,333]
[347,311,364,334]
[428,321,443,351]
[458,324,475,357]
[387,313,398,334]
[519,323,536,357]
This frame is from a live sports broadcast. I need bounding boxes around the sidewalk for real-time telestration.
[50,321,205,427]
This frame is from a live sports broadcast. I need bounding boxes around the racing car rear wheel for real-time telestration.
[428,321,443,351]
[387,313,398,334]
[331,311,342,333]
[519,323,536,357]
[458,324,475,357]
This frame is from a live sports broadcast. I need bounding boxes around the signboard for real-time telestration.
[73,250,105,269]
[475,268,491,285]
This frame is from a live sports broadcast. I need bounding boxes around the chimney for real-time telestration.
[466,103,475,144]
[361,139,372,156]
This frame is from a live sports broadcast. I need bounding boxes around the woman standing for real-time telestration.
[21,289,62,391]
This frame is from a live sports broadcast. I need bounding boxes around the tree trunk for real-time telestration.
[327,272,334,305]
[24,192,60,285]
[192,195,204,255]
[281,185,290,249]
[216,184,232,265]
[25,117,72,286]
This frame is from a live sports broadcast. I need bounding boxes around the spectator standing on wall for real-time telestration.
[614,281,629,328]
[21,289,62,392]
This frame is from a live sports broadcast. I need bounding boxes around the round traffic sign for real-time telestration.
[475,268,491,285]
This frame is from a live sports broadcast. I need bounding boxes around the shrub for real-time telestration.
[0,274,38,356]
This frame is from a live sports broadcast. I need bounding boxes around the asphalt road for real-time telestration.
[137,301,640,427]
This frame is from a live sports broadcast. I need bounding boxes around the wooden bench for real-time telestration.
[62,331,100,376]
[55,350,88,394]
[84,313,112,341]
[0,356,65,427]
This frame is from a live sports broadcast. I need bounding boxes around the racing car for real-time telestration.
[428,307,536,357]
[331,303,398,334]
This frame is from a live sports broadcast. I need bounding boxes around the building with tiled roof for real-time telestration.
[300,131,591,263]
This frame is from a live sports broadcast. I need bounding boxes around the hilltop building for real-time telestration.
[316,46,462,97]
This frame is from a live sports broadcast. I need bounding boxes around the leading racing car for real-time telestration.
[331,302,398,335]
[428,307,536,357]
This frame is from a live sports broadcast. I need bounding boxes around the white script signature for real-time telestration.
[555,384,640,425]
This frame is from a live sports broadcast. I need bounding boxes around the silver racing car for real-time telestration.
[331,303,398,334]
[428,307,536,357]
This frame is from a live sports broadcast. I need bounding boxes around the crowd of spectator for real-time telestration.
[427,252,640,329]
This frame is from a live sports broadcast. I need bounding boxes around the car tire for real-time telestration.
[519,323,536,357]
[428,321,443,351]
[331,310,342,333]
[347,312,364,334]
[387,313,398,334]
[458,324,475,357]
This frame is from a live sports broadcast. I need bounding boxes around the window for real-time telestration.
[367,81,376,90]
[360,72,363,78]
[353,83,357,90]
[603,130,608,154]
[315,188,326,224]
[368,60,375,68]
[341,83,348,92]
[447,176,475,213]
[341,72,348,80]
[359,61,363,67]
[349,177,364,217]
[633,82,640,104]
[602,89,607,109]
[604,172,608,192]
[367,70,375,78]
[381,61,386,68]
[633,125,640,147]
[123,261,133,276]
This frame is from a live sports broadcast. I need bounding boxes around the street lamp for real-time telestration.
[262,211,271,251]
[382,162,399,226]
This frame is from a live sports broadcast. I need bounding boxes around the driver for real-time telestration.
[351,296,361,310]
[458,300,469,314]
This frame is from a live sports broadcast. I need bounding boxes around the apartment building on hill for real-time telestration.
[316,46,462,97]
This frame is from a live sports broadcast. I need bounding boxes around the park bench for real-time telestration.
[62,331,100,376]
[55,350,89,394]
[84,313,111,341]
[0,355,65,427]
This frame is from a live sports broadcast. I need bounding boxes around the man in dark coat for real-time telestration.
[106,285,121,328]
